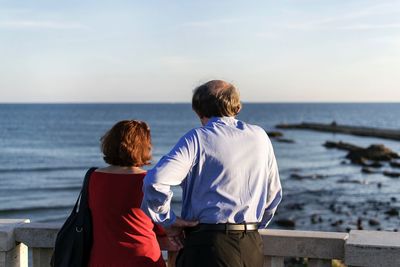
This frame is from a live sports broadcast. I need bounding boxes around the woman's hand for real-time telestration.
[164,217,198,250]
[157,236,180,251]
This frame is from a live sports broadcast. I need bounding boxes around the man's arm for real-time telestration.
[259,139,282,228]
[141,130,199,227]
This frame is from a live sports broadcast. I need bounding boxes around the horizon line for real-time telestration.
[0,101,399,104]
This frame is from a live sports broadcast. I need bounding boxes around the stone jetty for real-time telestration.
[276,122,400,141]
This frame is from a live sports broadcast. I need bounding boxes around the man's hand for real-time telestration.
[164,217,198,250]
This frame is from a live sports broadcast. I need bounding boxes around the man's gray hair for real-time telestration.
[192,80,241,118]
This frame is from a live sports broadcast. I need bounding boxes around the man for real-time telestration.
[141,80,282,267]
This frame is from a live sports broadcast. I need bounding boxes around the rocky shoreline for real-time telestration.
[267,124,400,233]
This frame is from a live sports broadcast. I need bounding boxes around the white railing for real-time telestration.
[1,219,400,267]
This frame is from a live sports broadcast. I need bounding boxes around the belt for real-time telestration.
[186,223,259,234]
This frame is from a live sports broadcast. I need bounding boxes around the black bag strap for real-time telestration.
[75,167,97,215]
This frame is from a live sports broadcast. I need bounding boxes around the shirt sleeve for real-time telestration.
[259,138,282,228]
[141,130,198,227]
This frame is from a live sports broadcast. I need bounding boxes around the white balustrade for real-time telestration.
[1,219,400,267]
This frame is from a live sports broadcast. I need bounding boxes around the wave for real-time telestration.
[36,215,68,224]
[0,204,73,214]
[0,185,82,192]
[171,198,182,203]
[0,166,90,173]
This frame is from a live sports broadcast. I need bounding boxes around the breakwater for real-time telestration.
[276,122,400,141]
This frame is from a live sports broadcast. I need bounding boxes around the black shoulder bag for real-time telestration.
[51,167,97,267]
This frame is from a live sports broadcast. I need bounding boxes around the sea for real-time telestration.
[1,103,400,232]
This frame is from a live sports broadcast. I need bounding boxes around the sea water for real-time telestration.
[1,103,399,231]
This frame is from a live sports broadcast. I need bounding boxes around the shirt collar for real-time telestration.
[206,116,237,127]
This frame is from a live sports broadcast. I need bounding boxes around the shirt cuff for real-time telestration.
[141,200,177,228]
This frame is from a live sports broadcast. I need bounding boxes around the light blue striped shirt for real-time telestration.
[141,116,282,228]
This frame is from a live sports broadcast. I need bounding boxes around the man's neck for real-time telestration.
[200,117,209,126]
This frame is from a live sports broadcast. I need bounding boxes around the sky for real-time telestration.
[0,0,399,103]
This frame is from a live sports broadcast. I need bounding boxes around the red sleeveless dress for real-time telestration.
[88,171,166,267]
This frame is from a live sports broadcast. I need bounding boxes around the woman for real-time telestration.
[88,120,171,266]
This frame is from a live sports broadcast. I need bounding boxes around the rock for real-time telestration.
[384,208,399,216]
[329,203,335,212]
[357,218,363,230]
[347,144,399,163]
[266,131,295,143]
[290,174,303,180]
[368,219,380,226]
[337,178,368,184]
[290,173,325,180]
[266,131,283,138]
[391,197,397,202]
[324,141,399,165]
[390,161,400,168]
[383,171,400,178]
[275,219,296,228]
[377,182,382,188]
[285,203,304,210]
[368,161,383,168]
[275,138,295,143]
[362,167,378,174]
[311,214,322,224]
[324,141,361,151]
[331,219,343,227]
[349,156,368,165]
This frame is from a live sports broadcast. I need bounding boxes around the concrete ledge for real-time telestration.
[0,219,30,251]
[260,229,348,260]
[345,230,400,267]
[4,222,400,266]
[14,223,60,248]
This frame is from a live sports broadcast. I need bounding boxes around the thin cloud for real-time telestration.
[339,23,400,30]
[0,20,89,30]
[181,18,248,28]
[159,56,200,68]
[285,1,400,31]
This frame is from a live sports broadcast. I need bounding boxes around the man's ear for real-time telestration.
[235,105,242,115]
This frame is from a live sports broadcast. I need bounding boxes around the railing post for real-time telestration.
[14,223,59,267]
[0,219,30,267]
[263,256,284,267]
[31,248,53,267]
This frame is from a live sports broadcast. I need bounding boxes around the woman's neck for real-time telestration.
[96,165,146,174]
